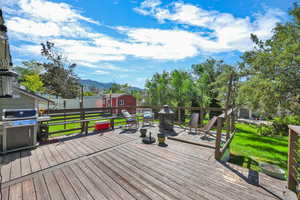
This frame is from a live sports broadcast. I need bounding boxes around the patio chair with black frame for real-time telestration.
[142,109,154,127]
[121,109,139,129]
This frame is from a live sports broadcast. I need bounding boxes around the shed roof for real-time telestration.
[15,87,55,104]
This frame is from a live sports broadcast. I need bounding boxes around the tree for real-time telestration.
[14,61,45,93]
[88,85,100,94]
[131,89,144,105]
[104,83,132,94]
[40,41,80,98]
[14,61,44,80]
[192,59,231,117]
[21,74,44,93]
[83,91,96,96]
[192,59,227,101]
[145,71,172,106]
[239,4,300,116]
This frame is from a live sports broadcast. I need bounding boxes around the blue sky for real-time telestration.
[0,0,294,88]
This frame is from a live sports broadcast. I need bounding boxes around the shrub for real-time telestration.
[258,115,300,136]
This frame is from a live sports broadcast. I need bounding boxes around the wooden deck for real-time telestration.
[0,127,296,200]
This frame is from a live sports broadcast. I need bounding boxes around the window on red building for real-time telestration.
[119,99,124,106]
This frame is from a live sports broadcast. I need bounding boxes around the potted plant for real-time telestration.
[157,133,167,146]
[140,128,147,137]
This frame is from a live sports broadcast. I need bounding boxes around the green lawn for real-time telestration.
[229,123,290,173]
[48,114,142,138]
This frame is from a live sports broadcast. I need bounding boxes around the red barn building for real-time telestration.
[103,93,136,114]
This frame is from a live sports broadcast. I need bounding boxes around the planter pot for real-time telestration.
[259,162,286,180]
[142,137,156,144]
[140,128,147,137]
[157,133,166,146]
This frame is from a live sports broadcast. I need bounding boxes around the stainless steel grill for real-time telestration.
[0,109,38,153]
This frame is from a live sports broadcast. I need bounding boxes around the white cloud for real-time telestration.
[95,70,110,75]
[76,62,130,72]
[7,17,61,37]
[135,1,286,52]
[141,0,161,9]
[116,27,200,59]
[4,0,286,66]
[17,0,99,24]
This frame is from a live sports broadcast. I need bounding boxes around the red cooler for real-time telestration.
[95,120,110,131]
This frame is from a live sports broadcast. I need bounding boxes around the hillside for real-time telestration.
[80,79,141,91]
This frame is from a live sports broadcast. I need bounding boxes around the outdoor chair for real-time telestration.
[199,116,218,137]
[142,110,154,126]
[121,110,138,129]
[188,113,199,134]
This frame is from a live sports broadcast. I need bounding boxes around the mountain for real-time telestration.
[79,79,142,91]
[80,79,113,89]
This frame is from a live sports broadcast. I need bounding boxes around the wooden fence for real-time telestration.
[42,106,224,136]
[214,108,237,160]
[288,125,300,194]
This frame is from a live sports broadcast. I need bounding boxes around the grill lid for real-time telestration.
[2,109,37,120]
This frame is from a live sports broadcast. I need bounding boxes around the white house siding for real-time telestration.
[0,93,36,115]
[47,96,104,109]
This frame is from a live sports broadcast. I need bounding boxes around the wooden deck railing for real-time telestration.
[41,106,224,136]
[288,125,300,193]
[214,108,237,160]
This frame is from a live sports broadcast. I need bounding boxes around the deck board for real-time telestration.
[9,183,22,200]
[69,163,109,200]
[1,186,9,200]
[133,144,264,197]
[61,166,94,200]
[103,150,192,200]
[53,169,79,200]
[33,176,50,200]
[0,128,296,200]
[84,159,136,200]
[1,154,13,183]
[22,179,36,200]
[10,152,21,181]
[89,157,151,200]
[20,150,32,176]
[43,172,65,200]
[29,149,42,173]
[77,161,121,200]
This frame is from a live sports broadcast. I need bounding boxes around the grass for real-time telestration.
[229,123,290,173]
[48,114,133,138]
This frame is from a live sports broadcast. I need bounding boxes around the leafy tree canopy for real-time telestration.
[20,74,44,93]
[13,61,45,93]
[40,41,80,99]
[239,3,300,116]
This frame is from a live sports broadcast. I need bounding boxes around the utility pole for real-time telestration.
[80,85,84,133]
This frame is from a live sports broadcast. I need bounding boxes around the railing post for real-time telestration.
[200,109,204,127]
[63,100,66,129]
[178,108,181,124]
[215,117,224,160]
[229,112,234,134]
[288,127,298,191]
